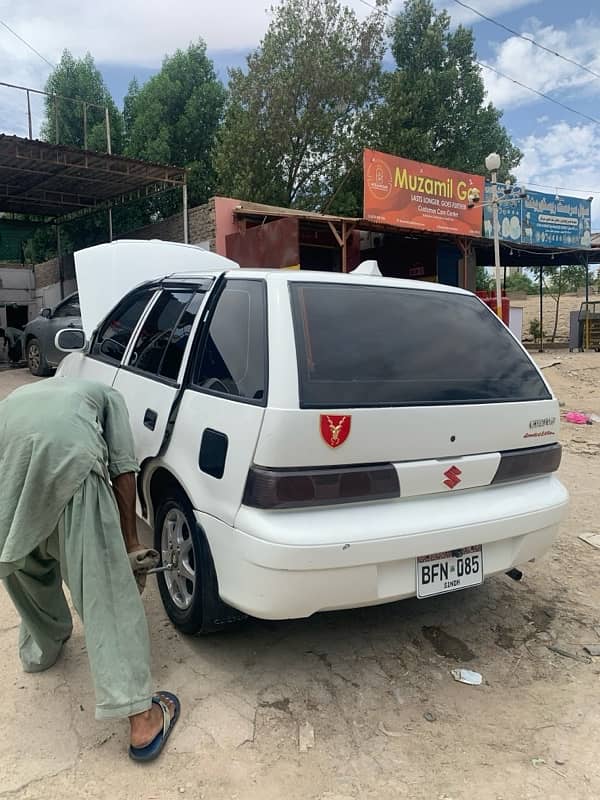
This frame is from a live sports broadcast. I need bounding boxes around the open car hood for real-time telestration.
[74,239,239,337]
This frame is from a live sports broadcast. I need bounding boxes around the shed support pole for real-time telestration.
[327,221,356,273]
[57,225,64,300]
[54,95,59,144]
[108,209,113,242]
[83,103,88,150]
[538,266,544,353]
[455,238,472,290]
[105,107,112,155]
[183,182,189,244]
[26,90,32,139]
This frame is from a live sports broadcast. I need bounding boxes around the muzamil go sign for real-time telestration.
[363,149,484,237]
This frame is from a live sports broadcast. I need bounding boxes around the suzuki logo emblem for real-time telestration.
[443,465,462,489]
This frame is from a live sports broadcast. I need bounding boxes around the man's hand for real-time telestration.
[128,548,160,594]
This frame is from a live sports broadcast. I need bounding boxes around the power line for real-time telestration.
[477,61,600,127]
[359,0,600,129]
[0,19,54,69]
[524,180,600,196]
[450,0,600,82]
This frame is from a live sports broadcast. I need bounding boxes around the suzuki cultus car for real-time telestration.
[56,240,568,633]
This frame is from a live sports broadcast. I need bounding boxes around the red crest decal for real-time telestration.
[320,414,351,448]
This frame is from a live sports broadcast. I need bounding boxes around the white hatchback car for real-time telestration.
[57,240,568,634]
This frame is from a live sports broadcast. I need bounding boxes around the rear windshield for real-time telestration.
[290,283,550,408]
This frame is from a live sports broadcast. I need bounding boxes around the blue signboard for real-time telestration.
[483,186,592,249]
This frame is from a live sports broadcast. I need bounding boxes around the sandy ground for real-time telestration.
[1,354,600,800]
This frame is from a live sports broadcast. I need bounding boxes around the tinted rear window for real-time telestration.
[290,283,550,408]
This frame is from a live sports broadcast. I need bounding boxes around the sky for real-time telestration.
[2,0,600,226]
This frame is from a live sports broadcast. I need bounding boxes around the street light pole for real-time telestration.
[485,152,503,320]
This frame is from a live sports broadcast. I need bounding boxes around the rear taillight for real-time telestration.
[492,443,562,484]
[243,463,400,509]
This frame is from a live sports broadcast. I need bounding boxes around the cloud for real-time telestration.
[436,0,541,27]
[0,0,383,133]
[481,16,600,109]
[0,26,50,137]
[515,121,600,228]
[0,0,379,68]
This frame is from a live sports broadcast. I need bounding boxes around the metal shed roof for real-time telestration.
[233,200,360,226]
[0,134,186,218]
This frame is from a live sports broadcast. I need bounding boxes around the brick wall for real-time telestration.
[32,200,218,295]
[34,257,59,288]
[34,254,75,288]
[122,198,217,250]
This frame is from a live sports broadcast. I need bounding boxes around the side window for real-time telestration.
[194,280,267,403]
[53,296,80,318]
[92,289,155,363]
[128,289,195,379]
[159,291,205,381]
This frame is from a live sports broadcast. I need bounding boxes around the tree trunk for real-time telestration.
[551,267,562,343]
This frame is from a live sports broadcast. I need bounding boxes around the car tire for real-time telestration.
[154,493,246,635]
[27,338,53,377]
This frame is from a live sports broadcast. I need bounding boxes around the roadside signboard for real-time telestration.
[483,187,592,249]
[363,149,484,237]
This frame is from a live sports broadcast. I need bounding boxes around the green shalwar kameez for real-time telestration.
[0,378,153,719]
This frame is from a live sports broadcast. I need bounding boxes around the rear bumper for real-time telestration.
[198,475,569,620]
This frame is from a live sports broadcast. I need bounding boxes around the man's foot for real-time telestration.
[129,692,178,749]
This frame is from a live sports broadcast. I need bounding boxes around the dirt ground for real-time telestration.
[1,353,600,800]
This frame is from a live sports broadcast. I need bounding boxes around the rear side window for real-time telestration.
[194,279,267,403]
[290,283,550,408]
[53,296,80,318]
[92,289,155,363]
[128,289,195,378]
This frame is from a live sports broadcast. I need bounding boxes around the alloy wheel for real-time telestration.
[28,343,40,372]
[161,507,196,610]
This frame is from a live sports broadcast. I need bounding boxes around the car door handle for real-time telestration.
[144,409,158,431]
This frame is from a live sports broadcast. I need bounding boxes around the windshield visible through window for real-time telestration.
[290,283,550,408]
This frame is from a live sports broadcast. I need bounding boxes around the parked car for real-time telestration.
[24,293,81,376]
[56,240,568,634]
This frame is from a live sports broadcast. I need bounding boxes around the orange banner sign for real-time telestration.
[363,149,484,237]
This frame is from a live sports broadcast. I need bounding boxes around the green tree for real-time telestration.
[476,266,491,291]
[41,50,123,153]
[504,270,535,294]
[378,0,521,179]
[215,0,387,210]
[122,77,140,140]
[531,265,588,342]
[124,42,225,206]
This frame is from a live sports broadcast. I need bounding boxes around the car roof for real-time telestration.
[165,268,471,296]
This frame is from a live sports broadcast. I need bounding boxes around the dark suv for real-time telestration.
[24,293,81,376]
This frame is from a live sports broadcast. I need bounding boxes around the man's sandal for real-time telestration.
[129,692,180,763]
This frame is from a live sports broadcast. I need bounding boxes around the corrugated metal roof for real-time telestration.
[0,134,186,218]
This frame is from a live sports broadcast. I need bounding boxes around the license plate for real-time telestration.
[416,545,483,599]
